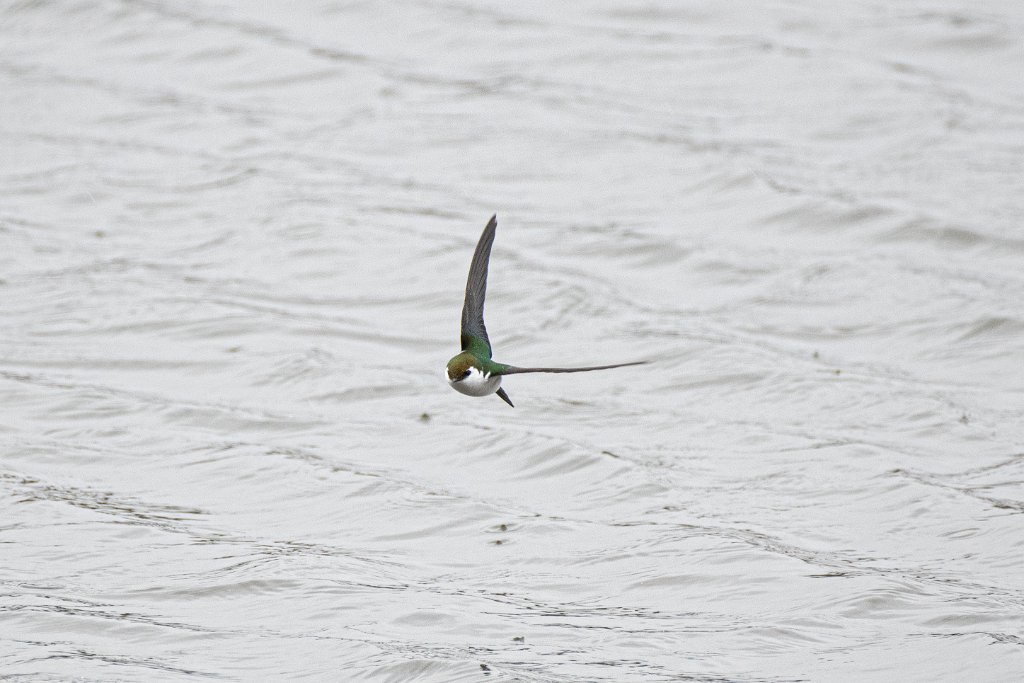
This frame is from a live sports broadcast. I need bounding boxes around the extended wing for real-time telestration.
[460,215,497,358]
[495,360,647,375]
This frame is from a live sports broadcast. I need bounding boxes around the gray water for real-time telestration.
[2,1,1024,680]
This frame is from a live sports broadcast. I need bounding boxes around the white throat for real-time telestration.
[449,366,502,397]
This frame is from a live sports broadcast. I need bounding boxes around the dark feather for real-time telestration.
[495,387,514,407]
[460,215,497,357]
[496,360,647,375]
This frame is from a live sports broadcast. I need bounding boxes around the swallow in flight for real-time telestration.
[446,215,646,407]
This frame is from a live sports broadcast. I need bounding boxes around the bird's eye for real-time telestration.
[462,370,472,378]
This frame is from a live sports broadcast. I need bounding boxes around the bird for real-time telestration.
[446,215,646,407]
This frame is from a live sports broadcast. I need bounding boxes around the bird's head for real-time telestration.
[446,352,479,384]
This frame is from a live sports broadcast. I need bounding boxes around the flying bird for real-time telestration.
[446,215,646,407]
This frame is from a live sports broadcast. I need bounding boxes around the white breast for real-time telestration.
[449,366,502,397]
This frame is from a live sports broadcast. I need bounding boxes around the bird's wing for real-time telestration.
[495,360,647,375]
[460,215,497,358]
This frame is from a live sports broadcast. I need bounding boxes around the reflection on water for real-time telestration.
[2,1,1024,680]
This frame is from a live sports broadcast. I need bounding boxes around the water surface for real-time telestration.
[2,1,1024,680]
